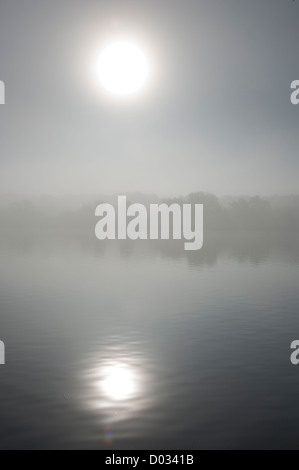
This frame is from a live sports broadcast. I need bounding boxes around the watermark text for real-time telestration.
[290,80,299,105]
[0,341,5,365]
[95,196,203,251]
[0,80,5,105]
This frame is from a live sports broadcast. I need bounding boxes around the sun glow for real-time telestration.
[101,364,137,401]
[96,40,150,97]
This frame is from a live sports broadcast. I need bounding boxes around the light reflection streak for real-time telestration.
[80,336,152,445]
[100,363,138,401]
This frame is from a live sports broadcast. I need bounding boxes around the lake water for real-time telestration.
[0,231,299,449]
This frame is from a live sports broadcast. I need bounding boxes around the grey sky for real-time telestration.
[0,0,298,197]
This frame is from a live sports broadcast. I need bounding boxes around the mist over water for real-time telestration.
[0,206,299,449]
[1,0,299,450]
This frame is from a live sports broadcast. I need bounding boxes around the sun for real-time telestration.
[96,40,150,97]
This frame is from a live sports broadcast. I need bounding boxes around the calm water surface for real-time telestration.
[0,233,299,449]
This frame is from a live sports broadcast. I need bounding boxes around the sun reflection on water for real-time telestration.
[80,336,153,445]
[100,363,138,401]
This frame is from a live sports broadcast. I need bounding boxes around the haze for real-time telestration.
[0,0,298,198]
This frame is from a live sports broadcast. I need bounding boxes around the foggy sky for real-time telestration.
[0,0,298,198]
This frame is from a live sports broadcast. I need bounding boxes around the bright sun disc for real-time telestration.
[97,40,150,97]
